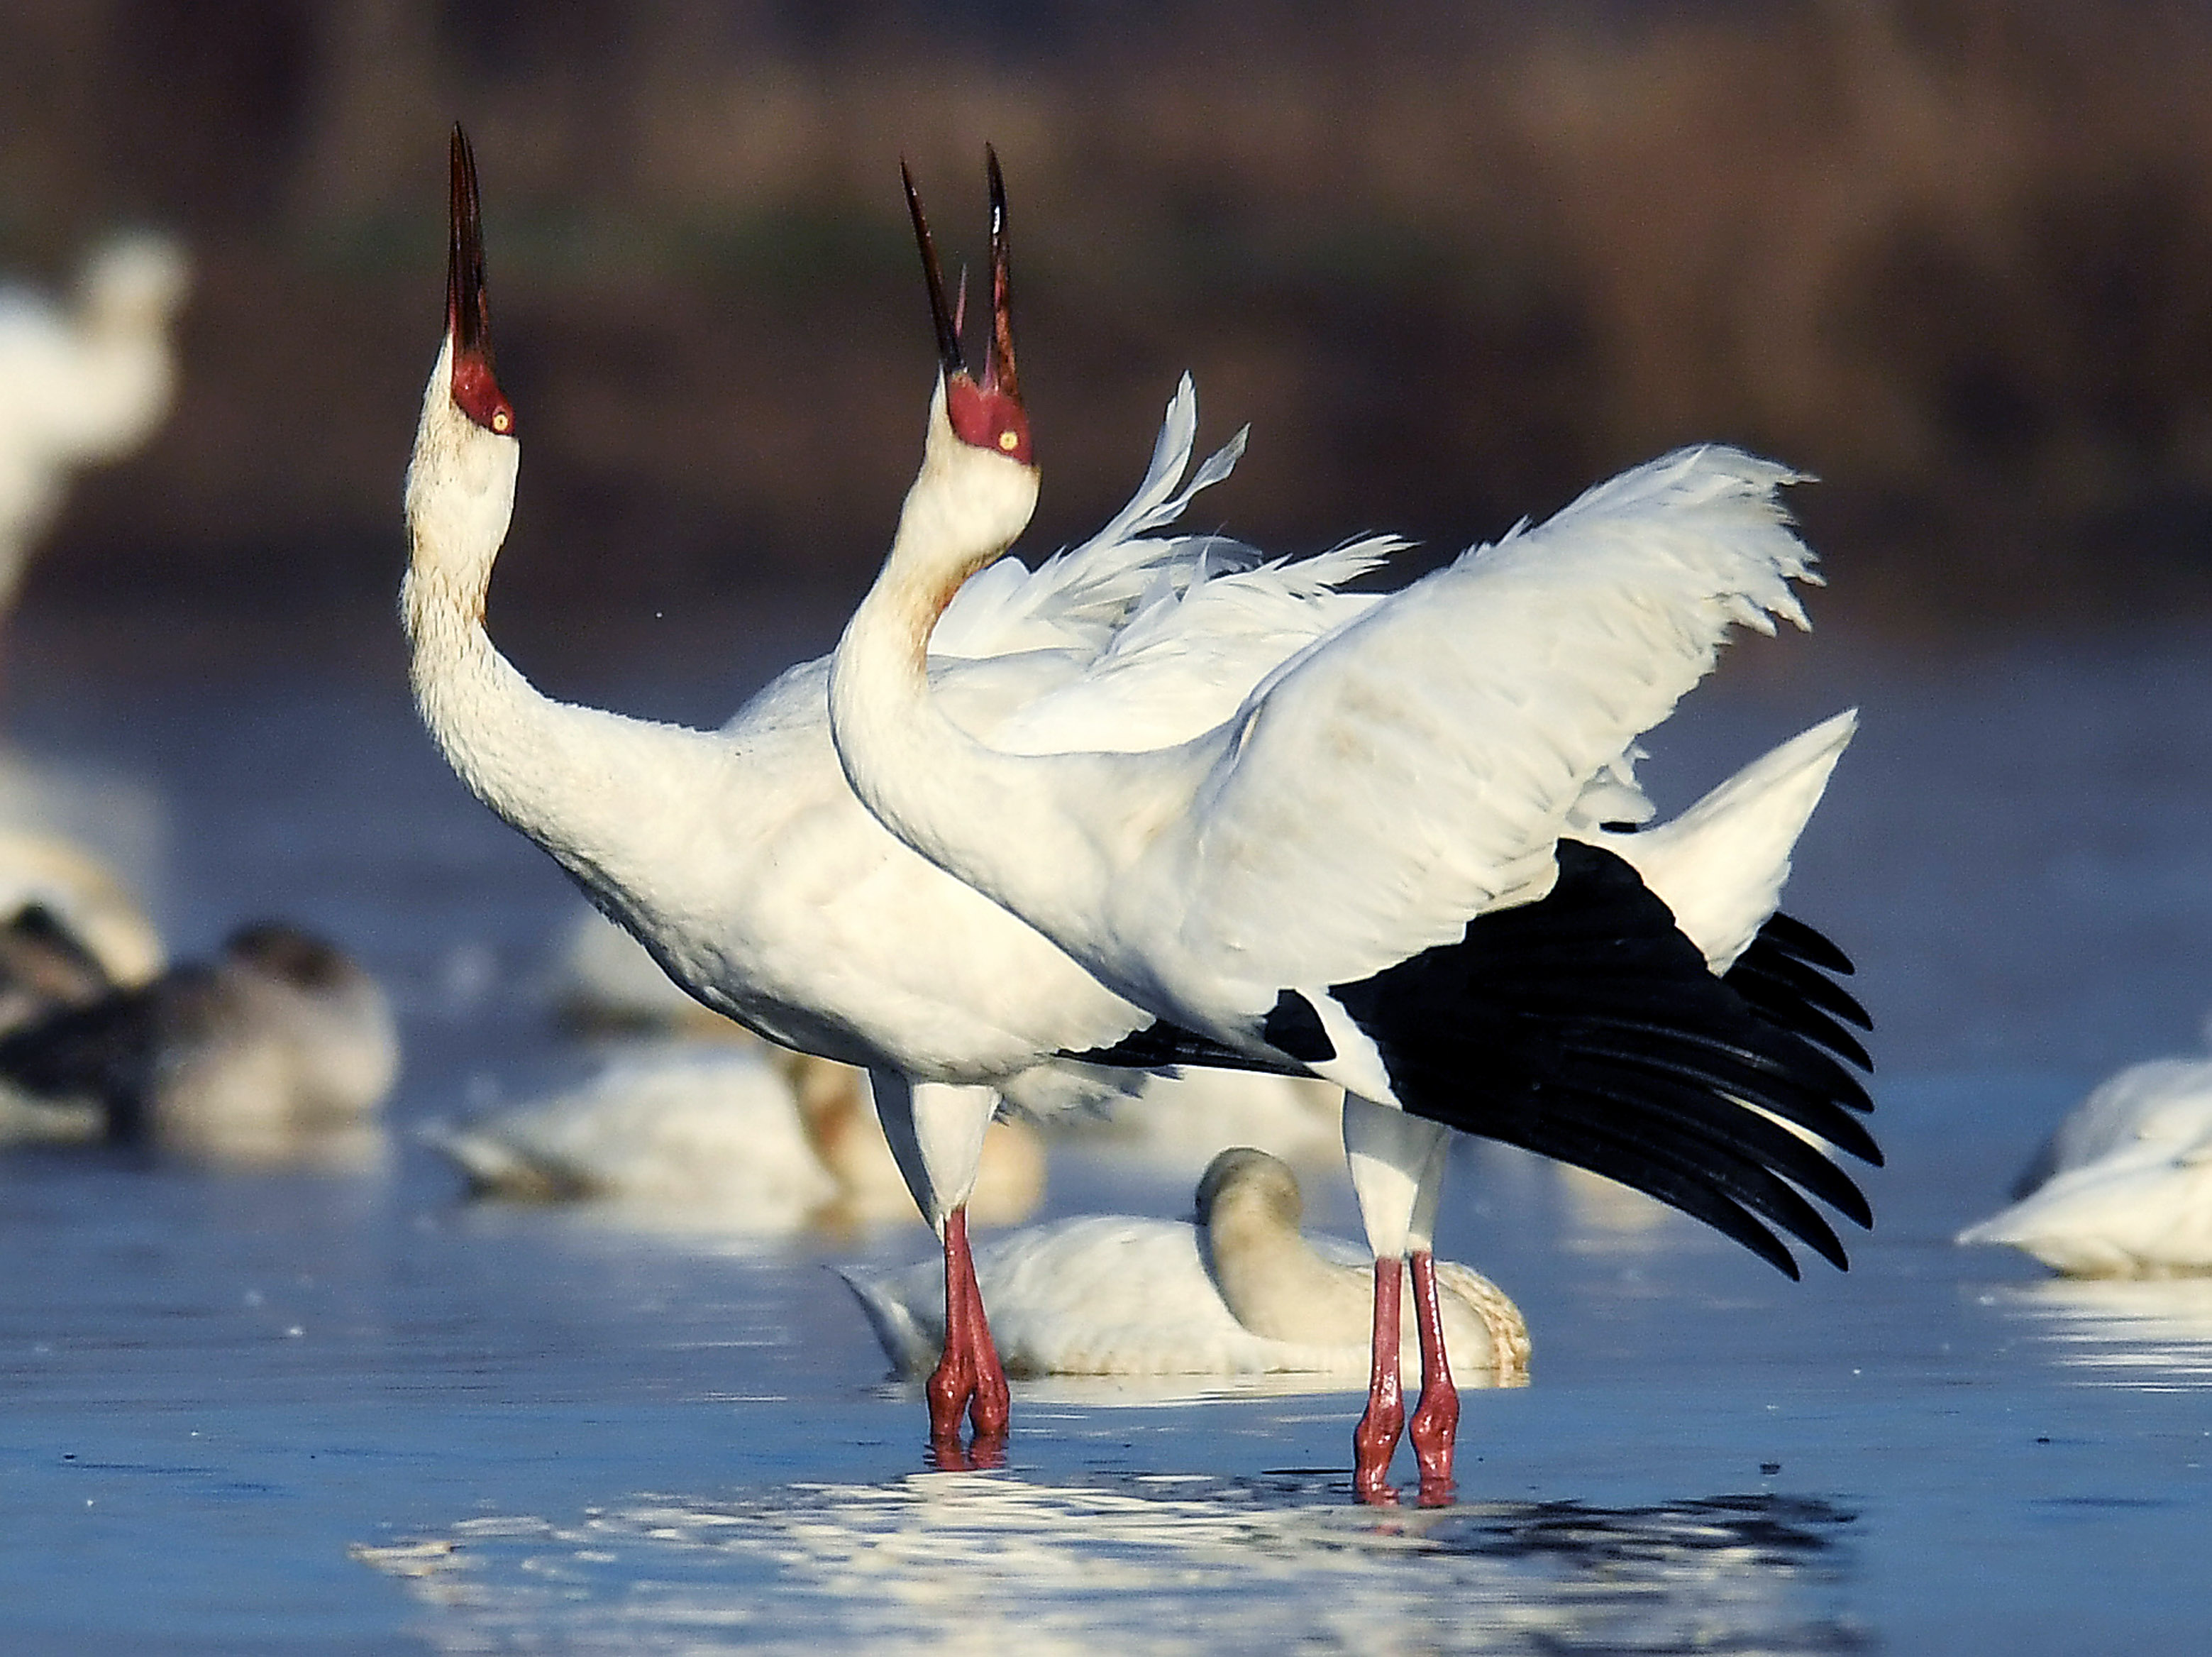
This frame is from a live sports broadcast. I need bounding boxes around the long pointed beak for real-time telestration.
[448,124,492,365]
[984,146,1019,401]
[446,123,516,436]
[904,161,965,380]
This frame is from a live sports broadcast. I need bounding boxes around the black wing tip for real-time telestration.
[1327,842,1878,1278]
[1759,910,1858,978]
[1064,1018,1309,1079]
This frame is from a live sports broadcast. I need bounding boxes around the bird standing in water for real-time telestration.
[403,128,1400,1463]
[829,153,1878,1502]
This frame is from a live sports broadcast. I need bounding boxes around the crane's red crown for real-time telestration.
[448,124,518,439]
[905,148,1032,466]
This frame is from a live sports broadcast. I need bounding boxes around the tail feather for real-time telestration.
[1325,839,1876,1277]
[1604,710,1857,973]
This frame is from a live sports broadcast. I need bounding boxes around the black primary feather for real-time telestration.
[1325,840,1878,1277]
[1066,1017,1310,1077]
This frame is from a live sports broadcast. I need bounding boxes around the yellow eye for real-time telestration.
[492,411,511,433]
[997,429,1019,451]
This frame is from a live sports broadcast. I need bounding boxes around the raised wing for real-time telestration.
[1138,446,1817,1006]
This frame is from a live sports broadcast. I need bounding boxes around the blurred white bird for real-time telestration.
[1959,1052,2212,1276]
[0,234,188,610]
[845,1147,1530,1387]
[828,153,1876,1499]
[0,827,161,990]
[405,129,1395,1455]
[424,1041,1044,1232]
[0,923,395,1165]
[0,901,118,1036]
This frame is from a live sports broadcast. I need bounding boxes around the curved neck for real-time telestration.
[827,383,1110,944]
[402,339,731,915]
[1203,1195,1367,1343]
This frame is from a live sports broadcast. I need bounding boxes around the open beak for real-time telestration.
[448,124,494,367]
[983,146,1018,402]
[446,123,515,436]
[903,149,1019,399]
[904,161,965,382]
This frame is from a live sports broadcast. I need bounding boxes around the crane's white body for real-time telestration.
[0,236,187,607]
[406,359,1391,1223]
[1959,1056,2212,1276]
[844,1150,1529,1384]
[830,402,1855,1275]
[832,423,1840,1099]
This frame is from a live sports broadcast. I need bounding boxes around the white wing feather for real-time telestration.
[931,375,1253,661]
[986,539,1403,756]
[1127,445,1818,1007]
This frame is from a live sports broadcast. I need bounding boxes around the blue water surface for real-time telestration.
[0,602,2208,1653]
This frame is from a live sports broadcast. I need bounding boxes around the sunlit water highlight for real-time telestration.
[358,1475,1861,1656]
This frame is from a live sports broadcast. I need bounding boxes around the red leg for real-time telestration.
[957,1211,1011,1444]
[925,1209,979,1459]
[1352,1257,1405,1504]
[1407,1249,1459,1504]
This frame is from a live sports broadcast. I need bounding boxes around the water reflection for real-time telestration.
[1993,1277,2212,1388]
[358,1471,1864,1655]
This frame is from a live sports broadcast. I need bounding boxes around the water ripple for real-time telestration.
[356,1471,1864,1655]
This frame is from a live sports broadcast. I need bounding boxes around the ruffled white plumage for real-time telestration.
[1593,709,1857,973]
[931,376,1251,660]
[1107,446,1820,1020]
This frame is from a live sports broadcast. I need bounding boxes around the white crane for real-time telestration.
[0,233,188,612]
[405,128,1397,1459]
[844,1146,1530,1387]
[828,154,1879,1502]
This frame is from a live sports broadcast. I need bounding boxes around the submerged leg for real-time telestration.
[1353,1255,1405,1503]
[925,1206,1007,1463]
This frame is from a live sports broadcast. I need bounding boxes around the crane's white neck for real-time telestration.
[1200,1155,1374,1343]
[403,335,529,791]
[401,335,729,929]
[403,338,516,641]
[828,380,1111,942]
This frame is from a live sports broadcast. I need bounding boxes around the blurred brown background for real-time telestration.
[6,0,2212,634]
